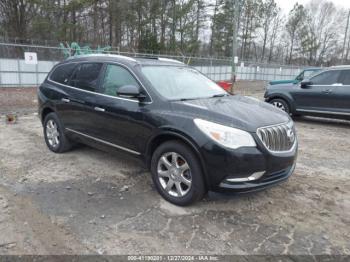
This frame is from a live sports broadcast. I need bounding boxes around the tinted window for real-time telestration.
[50,63,77,84]
[101,64,139,97]
[339,70,350,85]
[310,70,341,85]
[70,63,103,92]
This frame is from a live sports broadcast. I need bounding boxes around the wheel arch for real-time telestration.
[41,106,55,124]
[145,131,210,189]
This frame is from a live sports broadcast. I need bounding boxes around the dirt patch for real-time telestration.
[0,113,349,255]
[0,87,38,115]
[0,83,349,255]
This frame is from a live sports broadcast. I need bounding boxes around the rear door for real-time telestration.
[292,70,342,112]
[333,69,350,114]
[48,63,78,125]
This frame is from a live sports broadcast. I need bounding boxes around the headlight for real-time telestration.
[194,119,256,149]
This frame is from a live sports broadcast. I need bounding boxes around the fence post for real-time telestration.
[210,58,213,79]
[36,62,39,86]
[0,58,2,87]
[17,58,21,87]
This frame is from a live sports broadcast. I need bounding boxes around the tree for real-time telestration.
[0,0,349,65]
[285,3,307,64]
[259,0,279,61]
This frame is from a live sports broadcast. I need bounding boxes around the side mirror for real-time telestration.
[117,85,146,100]
[300,80,312,88]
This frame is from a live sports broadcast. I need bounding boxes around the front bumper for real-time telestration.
[217,163,295,193]
[199,137,298,192]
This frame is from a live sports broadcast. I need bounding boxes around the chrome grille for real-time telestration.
[257,121,296,152]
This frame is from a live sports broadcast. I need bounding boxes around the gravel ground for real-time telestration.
[0,83,349,256]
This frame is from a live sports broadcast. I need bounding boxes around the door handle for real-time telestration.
[94,106,105,112]
[61,98,70,103]
[322,89,332,94]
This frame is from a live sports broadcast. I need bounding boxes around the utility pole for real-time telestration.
[341,10,350,63]
[231,0,239,92]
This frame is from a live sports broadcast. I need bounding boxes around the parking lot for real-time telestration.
[0,83,350,255]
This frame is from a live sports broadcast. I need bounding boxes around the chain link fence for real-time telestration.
[0,42,311,87]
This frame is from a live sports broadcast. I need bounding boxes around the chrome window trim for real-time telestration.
[65,128,141,155]
[47,61,153,104]
[296,109,350,116]
[256,121,297,154]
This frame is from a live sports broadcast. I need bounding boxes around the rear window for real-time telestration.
[69,63,103,92]
[50,63,77,85]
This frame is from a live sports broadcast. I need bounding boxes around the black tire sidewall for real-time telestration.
[151,141,206,206]
[43,112,70,153]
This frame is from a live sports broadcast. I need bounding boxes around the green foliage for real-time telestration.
[60,42,111,58]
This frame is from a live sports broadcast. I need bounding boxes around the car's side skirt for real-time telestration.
[296,109,350,116]
[65,128,141,155]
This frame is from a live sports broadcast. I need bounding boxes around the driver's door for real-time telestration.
[291,70,341,112]
[88,63,152,154]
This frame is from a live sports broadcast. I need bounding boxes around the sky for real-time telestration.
[275,0,350,13]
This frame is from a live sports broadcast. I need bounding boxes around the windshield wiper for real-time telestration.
[211,93,228,98]
[178,97,201,101]
[173,94,228,101]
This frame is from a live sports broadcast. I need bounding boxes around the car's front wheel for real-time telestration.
[269,98,290,114]
[43,112,72,153]
[151,141,206,206]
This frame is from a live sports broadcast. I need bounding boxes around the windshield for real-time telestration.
[304,70,320,79]
[141,66,227,100]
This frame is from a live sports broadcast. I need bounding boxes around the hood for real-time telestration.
[171,95,290,132]
[269,79,297,85]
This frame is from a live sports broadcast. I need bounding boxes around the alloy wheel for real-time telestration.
[46,119,60,148]
[272,101,286,112]
[157,152,192,197]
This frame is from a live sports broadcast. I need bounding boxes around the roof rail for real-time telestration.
[330,65,350,68]
[157,57,184,64]
[67,53,136,62]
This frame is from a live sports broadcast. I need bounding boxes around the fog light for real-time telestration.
[225,171,265,182]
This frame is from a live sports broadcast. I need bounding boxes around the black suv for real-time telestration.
[265,66,350,120]
[38,55,298,206]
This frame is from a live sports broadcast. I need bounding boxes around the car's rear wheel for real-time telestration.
[43,112,72,153]
[151,141,206,206]
[269,98,290,114]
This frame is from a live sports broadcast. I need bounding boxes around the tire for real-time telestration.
[150,140,206,206]
[43,112,72,153]
[269,98,290,114]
